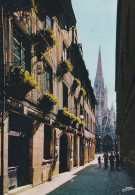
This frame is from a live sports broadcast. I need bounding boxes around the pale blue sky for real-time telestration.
[72,0,117,109]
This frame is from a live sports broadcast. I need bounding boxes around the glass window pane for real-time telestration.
[14,38,20,58]
[46,16,51,28]
[22,47,25,63]
[14,54,21,67]
[21,62,25,70]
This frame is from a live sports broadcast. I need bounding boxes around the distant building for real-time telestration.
[116,0,135,164]
[94,48,116,153]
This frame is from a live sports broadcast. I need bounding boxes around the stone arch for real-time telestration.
[59,133,68,173]
[102,134,113,152]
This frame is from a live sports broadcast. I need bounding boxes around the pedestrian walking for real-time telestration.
[109,152,115,170]
[103,153,108,169]
[115,152,120,170]
[98,156,101,168]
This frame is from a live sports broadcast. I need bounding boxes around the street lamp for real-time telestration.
[80,114,84,120]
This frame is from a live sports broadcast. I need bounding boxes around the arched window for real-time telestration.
[101,99,104,109]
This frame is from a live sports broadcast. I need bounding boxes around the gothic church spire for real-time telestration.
[94,47,104,88]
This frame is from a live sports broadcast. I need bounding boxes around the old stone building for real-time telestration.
[116,0,135,165]
[0,0,96,194]
[94,48,116,153]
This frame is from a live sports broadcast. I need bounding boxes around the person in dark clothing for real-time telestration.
[115,152,120,170]
[98,156,101,168]
[103,153,108,169]
[109,152,115,170]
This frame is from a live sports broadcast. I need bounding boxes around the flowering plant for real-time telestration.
[7,67,39,100]
[46,90,59,105]
[31,28,57,60]
[37,90,59,114]
[63,108,85,126]
[63,107,76,120]
[80,87,86,96]
[55,59,73,81]
[70,78,81,95]
[45,28,57,46]
[19,69,39,90]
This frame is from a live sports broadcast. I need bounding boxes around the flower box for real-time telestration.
[78,87,86,102]
[37,91,59,115]
[56,108,76,126]
[7,67,39,100]
[55,59,73,82]
[31,28,57,60]
[70,78,81,95]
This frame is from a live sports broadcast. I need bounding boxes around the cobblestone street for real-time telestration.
[48,159,135,195]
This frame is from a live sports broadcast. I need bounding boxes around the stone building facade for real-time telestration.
[116,0,135,165]
[94,48,116,153]
[0,1,96,194]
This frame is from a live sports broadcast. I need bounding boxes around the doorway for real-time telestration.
[102,135,113,152]
[59,133,68,173]
[8,113,32,187]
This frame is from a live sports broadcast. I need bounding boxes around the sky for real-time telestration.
[72,0,117,109]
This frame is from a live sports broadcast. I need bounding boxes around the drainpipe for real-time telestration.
[0,5,5,195]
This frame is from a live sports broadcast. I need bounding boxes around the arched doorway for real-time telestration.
[59,133,68,173]
[102,135,113,152]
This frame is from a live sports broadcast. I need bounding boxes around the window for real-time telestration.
[91,119,92,133]
[44,62,53,92]
[84,110,86,123]
[63,83,68,108]
[44,15,51,29]
[74,98,77,116]
[80,104,83,115]
[13,28,28,69]
[101,99,104,109]
[88,117,91,131]
[63,43,68,61]
[44,125,52,159]
[87,113,89,129]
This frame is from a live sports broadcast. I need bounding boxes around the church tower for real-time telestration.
[94,48,116,153]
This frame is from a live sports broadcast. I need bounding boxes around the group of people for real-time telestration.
[98,152,123,170]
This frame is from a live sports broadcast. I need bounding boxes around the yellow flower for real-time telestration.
[46,90,59,105]
[80,87,86,96]
[81,121,85,126]
[75,78,81,86]
[65,59,73,72]
[18,68,39,89]
[63,107,76,119]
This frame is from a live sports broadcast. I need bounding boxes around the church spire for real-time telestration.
[94,47,104,88]
[96,47,103,81]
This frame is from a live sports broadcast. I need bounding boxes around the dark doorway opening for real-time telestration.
[59,133,68,173]
[8,113,32,188]
[102,135,113,152]
[73,135,77,167]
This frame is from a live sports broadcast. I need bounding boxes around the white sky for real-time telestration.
[72,0,117,109]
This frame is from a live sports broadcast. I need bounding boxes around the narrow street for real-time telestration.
[48,156,135,195]
[17,155,135,195]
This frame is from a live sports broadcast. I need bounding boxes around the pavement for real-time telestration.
[11,154,135,195]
